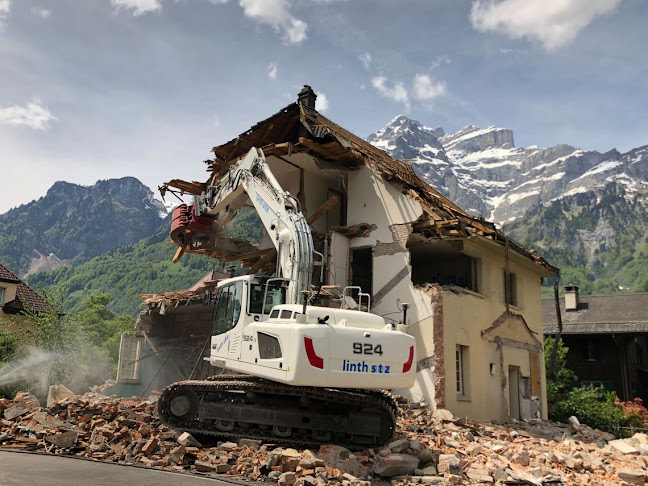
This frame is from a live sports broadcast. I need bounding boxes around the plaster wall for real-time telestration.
[346,166,423,247]
[440,242,548,420]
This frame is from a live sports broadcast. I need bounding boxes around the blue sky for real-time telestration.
[0,0,646,213]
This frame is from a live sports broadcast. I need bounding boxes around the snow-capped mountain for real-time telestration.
[367,115,648,227]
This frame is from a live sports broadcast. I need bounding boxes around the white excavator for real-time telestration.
[158,148,416,448]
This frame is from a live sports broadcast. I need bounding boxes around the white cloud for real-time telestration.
[267,62,278,80]
[315,92,328,112]
[359,52,371,70]
[0,0,10,28]
[111,0,162,16]
[413,74,446,100]
[499,47,527,55]
[239,0,307,45]
[208,0,229,4]
[0,99,56,130]
[430,54,451,70]
[31,7,52,19]
[213,113,220,128]
[470,0,623,51]
[371,76,409,109]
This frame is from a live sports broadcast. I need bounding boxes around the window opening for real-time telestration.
[249,283,286,315]
[408,240,480,293]
[503,271,517,306]
[456,345,470,397]
[117,334,141,383]
[351,248,372,298]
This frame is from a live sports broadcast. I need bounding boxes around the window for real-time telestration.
[581,380,604,389]
[521,377,531,399]
[581,339,599,361]
[629,342,645,366]
[248,282,287,315]
[117,334,141,384]
[503,271,517,306]
[456,345,470,398]
[0,287,5,306]
[212,281,243,335]
[258,332,282,359]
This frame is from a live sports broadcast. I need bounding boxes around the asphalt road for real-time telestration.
[0,450,239,486]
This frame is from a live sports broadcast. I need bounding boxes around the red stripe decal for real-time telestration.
[304,337,324,369]
[402,346,414,373]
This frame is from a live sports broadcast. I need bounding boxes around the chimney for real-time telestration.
[564,285,580,311]
[298,85,317,109]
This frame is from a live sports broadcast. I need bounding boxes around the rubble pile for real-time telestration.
[1,391,646,485]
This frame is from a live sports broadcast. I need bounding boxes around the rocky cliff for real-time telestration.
[0,177,167,277]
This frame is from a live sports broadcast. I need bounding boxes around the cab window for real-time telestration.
[249,283,287,315]
[212,281,243,335]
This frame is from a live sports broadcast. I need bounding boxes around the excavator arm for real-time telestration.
[164,148,314,304]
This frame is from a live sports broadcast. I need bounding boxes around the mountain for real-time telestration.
[0,178,167,278]
[26,206,263,316]
[26,226,224,316]
[368,115,648,226]
[368,116,648,293]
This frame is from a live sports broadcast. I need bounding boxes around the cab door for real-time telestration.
[210,281,244,361]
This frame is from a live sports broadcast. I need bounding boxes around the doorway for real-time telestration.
[350,247,373,298]
[508,366,521,420]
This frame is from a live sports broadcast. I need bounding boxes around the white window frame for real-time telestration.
[456,345,470,399]
[117,334,142,384]
[456,347,463,394]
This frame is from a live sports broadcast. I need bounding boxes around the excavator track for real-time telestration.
[158,375,398,450]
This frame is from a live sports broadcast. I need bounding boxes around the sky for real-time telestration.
[1,0,647,214]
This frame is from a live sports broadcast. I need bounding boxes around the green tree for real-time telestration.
[544,336,573,413]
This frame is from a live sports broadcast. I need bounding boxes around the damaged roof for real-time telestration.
[0,263,50,315]
[543,293,648,335]
[205,86,557,275]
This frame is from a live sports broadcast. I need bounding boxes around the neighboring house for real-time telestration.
[152,86,558,421]
[110,271,227,397]
[543,286,648,404]
[0,263,50,329]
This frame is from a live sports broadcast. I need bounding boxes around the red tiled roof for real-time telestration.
[0,264,20,283]
[0,263,50,314]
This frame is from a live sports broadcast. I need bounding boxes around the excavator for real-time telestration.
[157,147,416,448]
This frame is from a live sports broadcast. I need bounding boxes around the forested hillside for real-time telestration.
[0,178,166,277]
[27,208,264,316]
[507,182,648,295]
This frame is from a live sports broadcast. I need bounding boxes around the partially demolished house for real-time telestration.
[110,271,227,398]
[145,86,557,421]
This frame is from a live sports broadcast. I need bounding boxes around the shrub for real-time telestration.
[551,386,626,433]
[618,398,648,428]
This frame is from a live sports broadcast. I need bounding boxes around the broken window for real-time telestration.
[503,271,517,306]
[456,345,470,398]
[408,239,481,293]
[117,334,141,384]
[521,377,531,399]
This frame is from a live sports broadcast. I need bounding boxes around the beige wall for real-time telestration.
[0,282,18,321]
[441,240,548,420]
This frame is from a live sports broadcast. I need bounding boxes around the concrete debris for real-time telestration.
[0,391,646,485]
[47,385,76,407]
